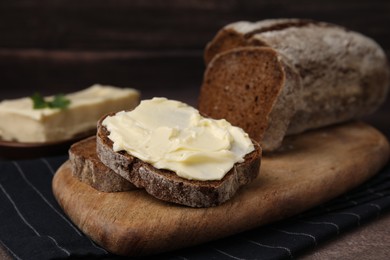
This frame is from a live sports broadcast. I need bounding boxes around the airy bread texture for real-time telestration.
[69,136,136,192]
[199,18,389,151]
[96,113,262,208]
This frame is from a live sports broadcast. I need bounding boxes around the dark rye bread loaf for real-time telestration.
[69,136,136,192]
[199,18,389,152]
[96,113,262,208]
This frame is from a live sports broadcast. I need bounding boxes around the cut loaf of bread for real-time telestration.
[199,19,389,151]
[69,136,136,192]
[96,113,262,208]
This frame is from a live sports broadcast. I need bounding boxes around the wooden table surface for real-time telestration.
[1,1,389,259]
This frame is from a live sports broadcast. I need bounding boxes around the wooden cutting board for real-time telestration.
[52,121,389,256]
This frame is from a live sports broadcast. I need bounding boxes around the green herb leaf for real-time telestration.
[30,92,71,110]
[31,92,48,109]
[49,94,71,109]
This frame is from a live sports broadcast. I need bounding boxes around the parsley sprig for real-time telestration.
[30,92,71,109]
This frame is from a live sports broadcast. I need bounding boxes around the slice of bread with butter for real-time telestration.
[0,84,140,143]
[96,98,262,207]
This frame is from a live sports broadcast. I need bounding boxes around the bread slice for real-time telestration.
[69,136,136,192]
[96,113,262,208]
[199,19,389,152]
[199,46,301,151]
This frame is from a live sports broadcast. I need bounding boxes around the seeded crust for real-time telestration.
[96,113,262,208]
[69,136,136,192]
[199,19,390,152]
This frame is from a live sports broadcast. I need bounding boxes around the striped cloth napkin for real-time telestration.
[0,156,389,260]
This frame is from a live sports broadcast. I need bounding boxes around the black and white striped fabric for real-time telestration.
[0,156,389,260]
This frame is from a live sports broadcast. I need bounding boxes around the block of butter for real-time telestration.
[0,84,140,143]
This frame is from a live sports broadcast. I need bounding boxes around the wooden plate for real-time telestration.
[52,122,389,256]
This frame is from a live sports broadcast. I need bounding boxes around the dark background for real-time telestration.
[0,2,389,258]
[0,0,389,135]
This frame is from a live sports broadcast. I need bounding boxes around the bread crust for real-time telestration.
[204,18,324,64]
[96,113,262,208]
[200,19,389,151]
[69,136,136,192]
